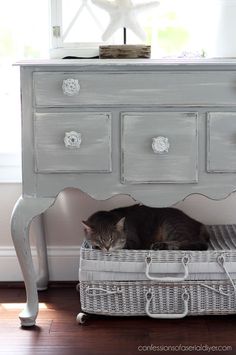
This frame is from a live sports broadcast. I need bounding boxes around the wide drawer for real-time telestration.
[121,112,198,183]
[34,112,112,173]
[207,112,236,172]
[33,71,236,107]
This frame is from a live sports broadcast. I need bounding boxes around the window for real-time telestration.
[50,0,229,59]
[0,0,49,182]
[1,0,235,181]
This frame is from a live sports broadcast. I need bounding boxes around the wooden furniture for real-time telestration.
[99,45,151,58]
[12,59,236,326]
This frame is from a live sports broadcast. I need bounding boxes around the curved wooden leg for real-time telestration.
[34,214,49,291]
[11,196,55,327]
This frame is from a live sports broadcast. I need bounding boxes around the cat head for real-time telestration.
[82,212,126,251]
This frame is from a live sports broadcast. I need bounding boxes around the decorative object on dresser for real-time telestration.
[12,59,236,327]
[91,0,159,58]
[99,44,151,59]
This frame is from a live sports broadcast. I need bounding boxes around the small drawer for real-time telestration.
[34,112,111,173]
[207,112,236,172]
[33,71,236,107]
[121,112,198,183]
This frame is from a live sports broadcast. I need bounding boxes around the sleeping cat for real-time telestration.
[82,204,209,251]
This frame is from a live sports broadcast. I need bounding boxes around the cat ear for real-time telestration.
[82,220,93,235]
[116,217,125,231]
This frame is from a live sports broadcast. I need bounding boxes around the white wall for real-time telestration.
[1,184,236,280]
[0,184,22,246]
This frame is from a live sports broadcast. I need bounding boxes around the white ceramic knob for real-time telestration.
[152,136,170,154]
[62,78,80,96]
[64,131,82,149]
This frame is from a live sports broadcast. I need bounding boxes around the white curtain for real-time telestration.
[0,0,49,182]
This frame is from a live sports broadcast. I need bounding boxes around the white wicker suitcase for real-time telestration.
[78,225,236,322]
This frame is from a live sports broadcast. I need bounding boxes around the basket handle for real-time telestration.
[145,288,189,319]
[85,286,122,297]
[145,254,189,282]
[217,254,236,294]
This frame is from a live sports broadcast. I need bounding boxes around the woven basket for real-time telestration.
[79,225,236,318]
[80,280,236,317]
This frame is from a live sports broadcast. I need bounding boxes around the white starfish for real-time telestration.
[91,0,159,42]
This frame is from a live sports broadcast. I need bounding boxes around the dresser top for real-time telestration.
[15,58,236,71]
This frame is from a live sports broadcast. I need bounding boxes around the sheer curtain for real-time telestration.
[0,0,49,182]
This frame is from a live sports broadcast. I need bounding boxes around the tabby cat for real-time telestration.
[82,204,209,251]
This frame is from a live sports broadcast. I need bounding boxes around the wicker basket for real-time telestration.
[79,225,236,318]
[80,280,236,317]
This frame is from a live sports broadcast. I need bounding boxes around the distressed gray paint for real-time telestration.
[207,112,236,172]
[15,58,236,70]
[121,112,198,183]
[11,59,236,326]
[34,112,112,173]
[16,61,236,205]
[34,71,236,107]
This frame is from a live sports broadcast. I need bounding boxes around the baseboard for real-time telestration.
[0,246,80,281]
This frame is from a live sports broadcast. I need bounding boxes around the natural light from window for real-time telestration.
[58,0,221,58]
[0,0,234,181]
[1,303,48,310]
[0,0,49,181]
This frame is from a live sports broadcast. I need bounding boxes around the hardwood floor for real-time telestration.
[0,283,235,355]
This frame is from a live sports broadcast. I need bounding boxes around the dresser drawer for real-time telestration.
[121,112,198,183]
[34,112,111,173]
[33,71,236,107]
[207,112,236,172]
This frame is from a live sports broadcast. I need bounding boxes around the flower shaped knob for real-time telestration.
[64,131,82,149]
[152,136,170,154]
[62,78,80,96]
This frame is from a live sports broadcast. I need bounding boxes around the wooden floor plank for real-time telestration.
[0,285,235,355]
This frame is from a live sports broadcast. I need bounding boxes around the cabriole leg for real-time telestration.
[34,214,49,291]
[11,196,54,327]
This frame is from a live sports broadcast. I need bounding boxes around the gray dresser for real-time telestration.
[11,59,236,326]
